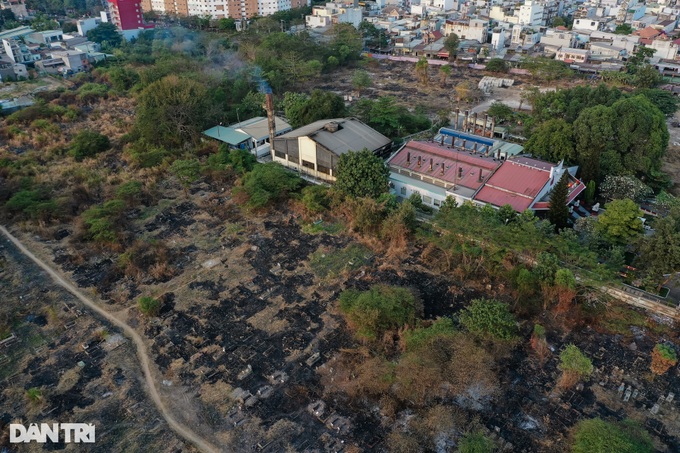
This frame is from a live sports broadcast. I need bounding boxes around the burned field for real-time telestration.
[0,237,192,452]
[9,192,680,452]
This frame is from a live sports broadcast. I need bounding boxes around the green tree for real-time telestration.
[170,159,201,197]
[599,175,652,202]
[237,162,302,209]
[525,119,575,162]
[329,23,362,64]
[573,105,615,183]
[136,75,213,147]
[584,180,596,204]
[138,296,161,317]
[69,130,110,162]
[614,24,633,35]
[487,102,514,123]
[595,199,644,244]
[626,46,656,74]
[559,344,593,384]
[522,57,574,82]
[634,64,663,88]
[438,64,452,87]
[458,431,495,453]
[217,17,236,31]
[571,418,653,453]
[282,90,347,128]
[335,149,390,199]
[415,57,429,85]
[485,58,508,73]
[548,172,570,230]
[640,216,680,281]
[633,88,679,116]
[86,22,122,47]
[352,69,372,94]
[339,285,419,341]
[458,298,518,340]
[444,33,460,62]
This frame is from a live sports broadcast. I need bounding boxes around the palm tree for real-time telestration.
[439,65,452,87]
[415,57,429,86]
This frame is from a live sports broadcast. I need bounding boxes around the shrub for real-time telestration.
[558,344,593,388]
[301,185,330,215]
[651,343,678,375]
[402,317,456,351]
[236,163,302,209]
[138,296,160,317]
[339,285,420,341]
[69,130,111,161]
[26,387,43,403]
[458,298,518,340]
[5,188,57,220]
[458,431,495,453]
[77,83,109,103]
[116,181,142,205]
[571,418,653,453]
[81,199,125,243]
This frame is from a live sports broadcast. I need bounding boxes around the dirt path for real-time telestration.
[0,225,221,453]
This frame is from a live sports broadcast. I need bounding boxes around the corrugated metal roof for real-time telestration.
[236,117,292,141]
[475,186,534,212]
[278,118,391,156]
[388,140,500,190]
[203,126,250,145]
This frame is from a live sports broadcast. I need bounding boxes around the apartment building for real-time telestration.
[144,0,308,19]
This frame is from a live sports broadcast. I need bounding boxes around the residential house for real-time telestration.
[271,118,392,182]
[650,37,679,61]
[573,17,608,31]
[556,47,590,63]
[306,3,363,28]
[25,30,64,45]
[2,38,40,64]
[473,157,585,212]
[588,41,627,60]
[77,18,102,36]
[633,26,662,44]
[540,29,576,52]
[50,50,88,73]
[443,18,487,43]
[204,116,293,157]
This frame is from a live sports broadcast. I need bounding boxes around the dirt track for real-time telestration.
[0,225,221,453]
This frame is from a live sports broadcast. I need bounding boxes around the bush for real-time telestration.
[301,185,330,215]
[458,431,495,453]
[81,199,125,243]
[138,296,160,317]
[571,418,653,453]
[116,181,142,204]
[237,163,302,209]
[69,130,111,161]
[402,318,456,351]
[485,58,508,73]
[458,298,518,340]
[77,83,109,103]
[339,285,420,341]
[651,343,678,375]
[558,344,593,388]
[126,143,169,168]
[5,188,57,220]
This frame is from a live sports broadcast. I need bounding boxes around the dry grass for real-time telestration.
[56,367,82,394]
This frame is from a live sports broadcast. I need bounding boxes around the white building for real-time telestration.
[573,17,606,31]
[443,18,487,42]
[77,18,102,36]
[518,1,544,26]
[491,27,506,51]
[555,46,590,62]
[2,37,40,64]
[306,3,363,28]
[651,39,679,61]
[540,29,576,51]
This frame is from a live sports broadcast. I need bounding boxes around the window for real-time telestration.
[274,150,285,159]
[302,160,315,170]
[317,164,331,175]
[433,199,440,207]
[422,195,432,204]
[400,186,406,195]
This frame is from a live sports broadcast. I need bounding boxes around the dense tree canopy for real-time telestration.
[87,22,122,48]
[525,119,575,163]
[594,199,644,245]
[135,75,214,147]
[335,149,390,199]
[282,90,347,129]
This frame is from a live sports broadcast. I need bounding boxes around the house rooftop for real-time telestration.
[0,26,34,40]
[203,116,292,145]
[388,140,501,191]
[278,118,391,156]
[473,158,554,212]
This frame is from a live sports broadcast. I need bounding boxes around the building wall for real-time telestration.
[108,0,146,30]
[390,178,447,208]
[77,18,101,36]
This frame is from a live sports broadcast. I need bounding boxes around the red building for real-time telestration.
[107,0,153,34]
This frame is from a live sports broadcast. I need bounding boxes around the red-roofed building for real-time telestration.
[106,0,154,40]
[473,157,585,212]
[388,140,501,208]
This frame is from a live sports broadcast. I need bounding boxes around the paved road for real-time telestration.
[0,226,220,453]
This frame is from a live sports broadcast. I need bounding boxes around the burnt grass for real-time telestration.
[0,236,186,452]
[46,201,680,451]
